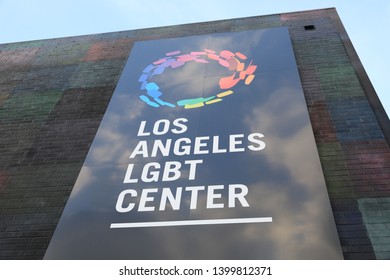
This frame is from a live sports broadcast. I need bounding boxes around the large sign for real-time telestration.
[45,27,343,259]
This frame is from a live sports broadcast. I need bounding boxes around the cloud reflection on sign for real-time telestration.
[44,27,342,260]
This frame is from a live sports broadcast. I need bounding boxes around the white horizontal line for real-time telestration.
[110,217,273,229]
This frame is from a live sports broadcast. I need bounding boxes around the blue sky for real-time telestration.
[0,0,389,115]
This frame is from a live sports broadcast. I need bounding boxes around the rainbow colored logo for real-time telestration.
[138,49,257,109]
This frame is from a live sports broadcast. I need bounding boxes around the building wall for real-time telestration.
[0,8,389,259]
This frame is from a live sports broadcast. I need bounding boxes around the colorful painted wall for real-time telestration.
[0,8,389,259]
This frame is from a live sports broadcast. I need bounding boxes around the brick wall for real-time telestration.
[0,8,389,259]
[282,9,390,259]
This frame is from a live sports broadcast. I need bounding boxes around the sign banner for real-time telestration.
[45,27,343,259]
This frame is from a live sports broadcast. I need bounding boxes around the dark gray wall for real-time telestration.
[0,8,389,259]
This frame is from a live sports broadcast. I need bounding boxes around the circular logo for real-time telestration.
[138,49,257,109]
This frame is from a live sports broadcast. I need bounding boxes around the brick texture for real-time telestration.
[0,8,389,259]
